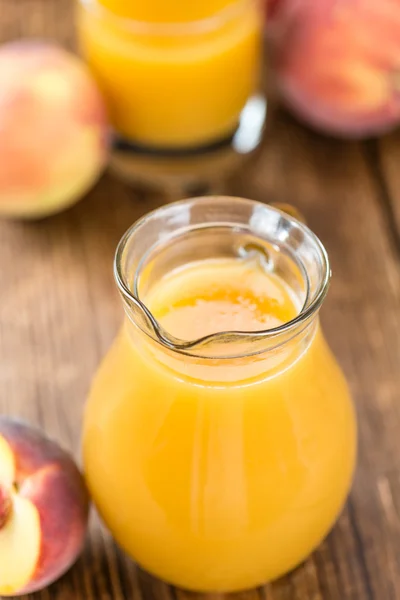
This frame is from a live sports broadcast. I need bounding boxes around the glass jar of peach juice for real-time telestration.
[83,197,357,592]
[76,0,265,192]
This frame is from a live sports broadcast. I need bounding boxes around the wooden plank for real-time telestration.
[374,134,400,253]
[0,0,399,598]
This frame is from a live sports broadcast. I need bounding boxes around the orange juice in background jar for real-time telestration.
[83,197,357,592]
[76,0,266,190]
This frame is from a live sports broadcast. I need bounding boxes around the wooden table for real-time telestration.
[1,1,400,599]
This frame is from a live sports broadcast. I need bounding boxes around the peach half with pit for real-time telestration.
[0,417,89,596]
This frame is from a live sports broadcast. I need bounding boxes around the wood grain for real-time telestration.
[0,1,400,599]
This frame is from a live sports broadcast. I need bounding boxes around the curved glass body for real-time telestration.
[83,197,357,592]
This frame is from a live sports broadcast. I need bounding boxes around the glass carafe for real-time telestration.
[83,197,357,592]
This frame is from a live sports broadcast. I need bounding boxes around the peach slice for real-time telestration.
[0,418,89,596]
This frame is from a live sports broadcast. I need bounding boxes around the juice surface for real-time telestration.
[148,258,297,338]
[97,0,241,22]
[77,0,261,146]
[83,258,356,591]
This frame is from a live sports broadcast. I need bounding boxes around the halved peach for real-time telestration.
[0,418,89,596]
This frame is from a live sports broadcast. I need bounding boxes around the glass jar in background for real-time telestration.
[83,197,357,592]
[76,0,266,195]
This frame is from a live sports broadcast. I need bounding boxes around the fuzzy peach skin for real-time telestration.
[268,0,400,137]
[0,418,89,596]
[0,40,109,218]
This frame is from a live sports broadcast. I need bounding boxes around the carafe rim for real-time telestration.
[114,196,331,359]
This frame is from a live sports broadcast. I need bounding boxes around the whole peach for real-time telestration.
[0,417,90,596]
[0,40,109,218]
[268,0,400,138]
